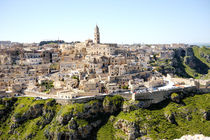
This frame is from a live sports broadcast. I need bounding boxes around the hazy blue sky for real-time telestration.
[0,0,209,44]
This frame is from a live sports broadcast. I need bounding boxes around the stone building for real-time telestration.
[86,43,116,56]
[73,25,117,57]
[94,25,100,44]
[57,90,77,99]
[144,77,166,88]
[23,50,42,65]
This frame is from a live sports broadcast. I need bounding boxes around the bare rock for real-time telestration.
[114,119,140,140]
[164,112,177,124]
[103,96,123,114]
[203,110,210,121]
[68,118,78,130]
[122,101,140,112]
[78,124,93,139]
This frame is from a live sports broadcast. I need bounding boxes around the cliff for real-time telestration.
[0,95,124,140]
[97,93,210,140]
[172,46,210,79]
[155,46,210,79]
[0,93,210,140]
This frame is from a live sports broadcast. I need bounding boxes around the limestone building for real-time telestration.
[73,25,117,57]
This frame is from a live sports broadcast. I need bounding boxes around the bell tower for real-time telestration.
[94,25,100,44]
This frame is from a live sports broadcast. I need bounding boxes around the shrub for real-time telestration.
[171,93,179,99]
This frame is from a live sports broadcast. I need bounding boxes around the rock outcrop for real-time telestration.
[170,92,181,103]
[164,112,177,124]
[0,97,17,121]
[103,95,124,114]
[202,110,210,121]
[122,100,141,112]
[1,93,210,140]
[114,119,140,140]
[172,47,209,78]
[174,134,210,140]
[45,95,124,139]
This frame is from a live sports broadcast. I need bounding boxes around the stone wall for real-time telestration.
[198,88,210,94]
[170,77,210,89]
[56,93,132,105]
[55,86,210,106]
[56,95,109,105]
[133,86,197,104]
[112,93,132,100]
[170,78,195,85]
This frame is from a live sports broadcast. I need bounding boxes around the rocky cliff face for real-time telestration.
[184,48,209,75]
[172,46,209,78]
[114,119,140,140]
[0,93,209,140]
[97,93,210,140]
[175,134,210,140]
[0,95,124,140]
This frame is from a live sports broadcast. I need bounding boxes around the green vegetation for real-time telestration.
[171,92,179,99]
[193,46,210,67]
[50,63,59,70]
[0,97,59,140]
[97,120,115,140]
[87,99,99,106]
[153,46,210,79]
[172,50,192,78]
[103,95,124,108]
[58,103,85,118]
[12,97,35,119]
[121,85,129,89]
[40,80,54,93]
[72,75,79,80]
[182,55,200,78]
[39,40,64,46]
[59,104,74,117]
[192,46,210,79]
[76,119,88,127]
[73,103,85,114]
[150,56,175,76]
[178,46,210,79]
[97,94,210,140]
[1,94,210,140]
[0,104,5,110]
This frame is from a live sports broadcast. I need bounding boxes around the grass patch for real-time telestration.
[1,94,210,140]
[103,95,124,107]
[76,119,88,127]
[97,120,115,140]
[193,46,210,67]
[112,93,210,139]
[0,104,5,110]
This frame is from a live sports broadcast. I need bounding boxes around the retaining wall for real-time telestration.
[133,86,197,104]
[197,88,210,94]
[56,95,110,105]
[55,86,209,106]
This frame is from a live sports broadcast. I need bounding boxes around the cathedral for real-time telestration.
[74,25,117,56]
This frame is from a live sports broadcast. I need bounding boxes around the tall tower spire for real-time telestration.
[94,25,100,44]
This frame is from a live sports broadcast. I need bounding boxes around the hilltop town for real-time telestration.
[0,25,209,102]
[0,26,210,140]
[1,0,210,139]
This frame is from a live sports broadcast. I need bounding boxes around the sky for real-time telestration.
[0,0,210,44]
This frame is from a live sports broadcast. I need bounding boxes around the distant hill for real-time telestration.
[190,43,210,47]
[39,40,64,46]
[154,46,210,79]
[172,46,210,79]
